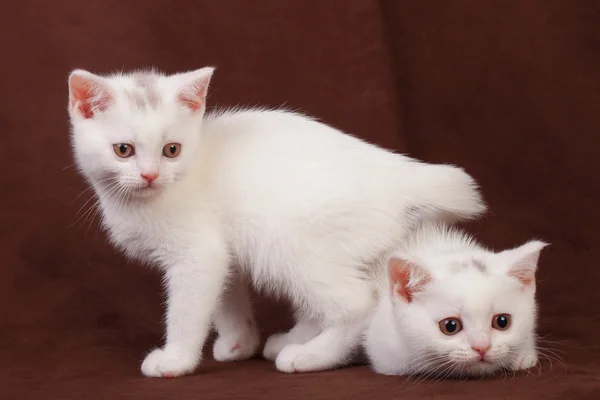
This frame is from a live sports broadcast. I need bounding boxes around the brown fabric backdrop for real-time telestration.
[1,1,599,399]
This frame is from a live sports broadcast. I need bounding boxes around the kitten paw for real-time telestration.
[213,325,260,362]
[141,346,199,378]
[275,343,323,373]
[263,320,321,361]
[514,351,538,371]
[263,332,289,361]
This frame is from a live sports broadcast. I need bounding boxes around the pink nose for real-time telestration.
[472,344,490,358]
[141,172,159,184]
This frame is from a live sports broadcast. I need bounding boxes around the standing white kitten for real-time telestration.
[365,224,547,378]
[67,67,486,378]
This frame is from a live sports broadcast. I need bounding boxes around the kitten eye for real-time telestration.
[439,318,462,335]
[163,143,181,158]
[113,143,135,158]
[492,314,512,330]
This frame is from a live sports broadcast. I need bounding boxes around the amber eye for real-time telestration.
[163,143,181,158]
[113,143,135,158]
[492,314,512,331]
[439,318,463,335]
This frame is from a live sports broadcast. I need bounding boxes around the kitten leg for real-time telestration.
[212,273,260,362]
[513,336,538,371]
[263,318,321,361]
[274,319,364,373]
[141,244,229,378]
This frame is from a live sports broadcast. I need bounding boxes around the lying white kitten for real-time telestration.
[365,223,547,378]
[67,67,486,378]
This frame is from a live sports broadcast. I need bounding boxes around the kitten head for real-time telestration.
[387,226,548,377]
[67,67,214,198]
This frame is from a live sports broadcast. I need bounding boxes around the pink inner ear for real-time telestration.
[508,268,535,287]
[69,74,112,119]
[177,91,204,112]
[389,262,412,302]
[176,78,211,112]
[389,258,431,303]
[505,240,547,288]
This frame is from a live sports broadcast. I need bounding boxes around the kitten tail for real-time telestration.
[408,164,487,223]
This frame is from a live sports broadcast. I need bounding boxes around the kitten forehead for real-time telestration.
[439,271,520,308]
[449,258,487,274]
[123,72,161,112]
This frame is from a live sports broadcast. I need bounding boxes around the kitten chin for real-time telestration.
[131,185,163,198]
[365,223,547,379]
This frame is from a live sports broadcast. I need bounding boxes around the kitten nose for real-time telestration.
[141,172,159,184]
[472,344,490,357]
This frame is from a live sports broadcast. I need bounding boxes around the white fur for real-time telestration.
[67,67,486,377]
[365,223,548,378]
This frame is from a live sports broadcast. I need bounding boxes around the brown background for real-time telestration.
[1,1,599,399]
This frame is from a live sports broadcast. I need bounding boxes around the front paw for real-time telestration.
[514,350,538,371]
[275,343,326,373]
[263,332,288,361]
[213,325,260,362]
[141,346,200,378]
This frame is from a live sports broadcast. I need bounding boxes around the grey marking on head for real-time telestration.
[450,261,469,273]
[125,73,161,111]
[472,259,487,273]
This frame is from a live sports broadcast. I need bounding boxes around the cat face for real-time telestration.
[388,240,546,377]
[67,68,214,199]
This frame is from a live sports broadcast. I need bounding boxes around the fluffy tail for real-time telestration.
[404,163,487,223]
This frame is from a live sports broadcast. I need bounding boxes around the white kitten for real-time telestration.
[67,67,486,378]
[365,223,547,378]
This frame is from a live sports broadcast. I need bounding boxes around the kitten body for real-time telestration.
[365,224,547,378]
[67,67,486,377]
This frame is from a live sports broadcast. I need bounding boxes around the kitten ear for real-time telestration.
[503,240,549,287]
[174,67,215,113]
[68,70,113,119]
[388,256,432,303]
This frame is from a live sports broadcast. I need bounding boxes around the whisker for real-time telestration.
[59,163,77,172]
[70,177,115,205]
